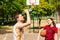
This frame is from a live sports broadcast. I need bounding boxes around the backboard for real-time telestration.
[26,0,39,5]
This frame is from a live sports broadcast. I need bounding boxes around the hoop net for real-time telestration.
[26,0,39,5]
[31,3,35,8]
[29,0,36,8]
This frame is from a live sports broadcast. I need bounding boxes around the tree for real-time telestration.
[56,0,60,23]
[38,0,56,16]
[0,0,27,24]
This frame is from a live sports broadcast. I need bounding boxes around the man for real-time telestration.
[13,9,31,40]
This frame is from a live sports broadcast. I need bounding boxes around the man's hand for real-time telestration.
[24,9,29,14]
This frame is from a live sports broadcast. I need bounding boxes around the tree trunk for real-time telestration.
[56,7,60,23]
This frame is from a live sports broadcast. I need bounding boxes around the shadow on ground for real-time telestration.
[0,28,12,34]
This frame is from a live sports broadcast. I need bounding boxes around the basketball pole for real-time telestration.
[28,0,35,33]
[26,0,39,33]
[28,5,35,33]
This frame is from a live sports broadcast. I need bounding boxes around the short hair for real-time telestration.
[14,13,22,21]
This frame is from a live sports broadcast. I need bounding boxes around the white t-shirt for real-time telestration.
[13,23,24,40]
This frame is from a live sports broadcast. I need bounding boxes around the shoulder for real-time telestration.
[44,25,50,29]
[14,23,21,27]
[53,26,58,30]
[14,23,17,27]
[44,25,49,27]
[15,23,24,28]
[53,26,58,33]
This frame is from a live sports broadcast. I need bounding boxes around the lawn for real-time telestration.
[0,26,10,29]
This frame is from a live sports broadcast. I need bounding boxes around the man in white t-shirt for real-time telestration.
[13,9,31,40]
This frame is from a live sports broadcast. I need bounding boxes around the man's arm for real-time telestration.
[18,9,31,28]
[24,9,31,26]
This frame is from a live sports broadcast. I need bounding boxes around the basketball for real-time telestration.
[40,29,46,37]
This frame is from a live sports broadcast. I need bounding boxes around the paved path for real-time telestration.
[0,33,13,40]
[0,32,60,40]
[0,32,44,40]
[0,27,60,40]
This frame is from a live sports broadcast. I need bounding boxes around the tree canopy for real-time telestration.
[0,0,57,19]
[0,0,27,17]
[38,0,56,16]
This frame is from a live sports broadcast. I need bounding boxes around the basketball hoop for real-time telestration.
[26,0,39,8]
[26,0,39,5]
[29,0,36,8]
[31,3,35,8]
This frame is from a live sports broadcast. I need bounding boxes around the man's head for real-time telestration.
[15,13,24,22]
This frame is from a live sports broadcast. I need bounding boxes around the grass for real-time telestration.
[33,17,56,20]
[0,26,10,29]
